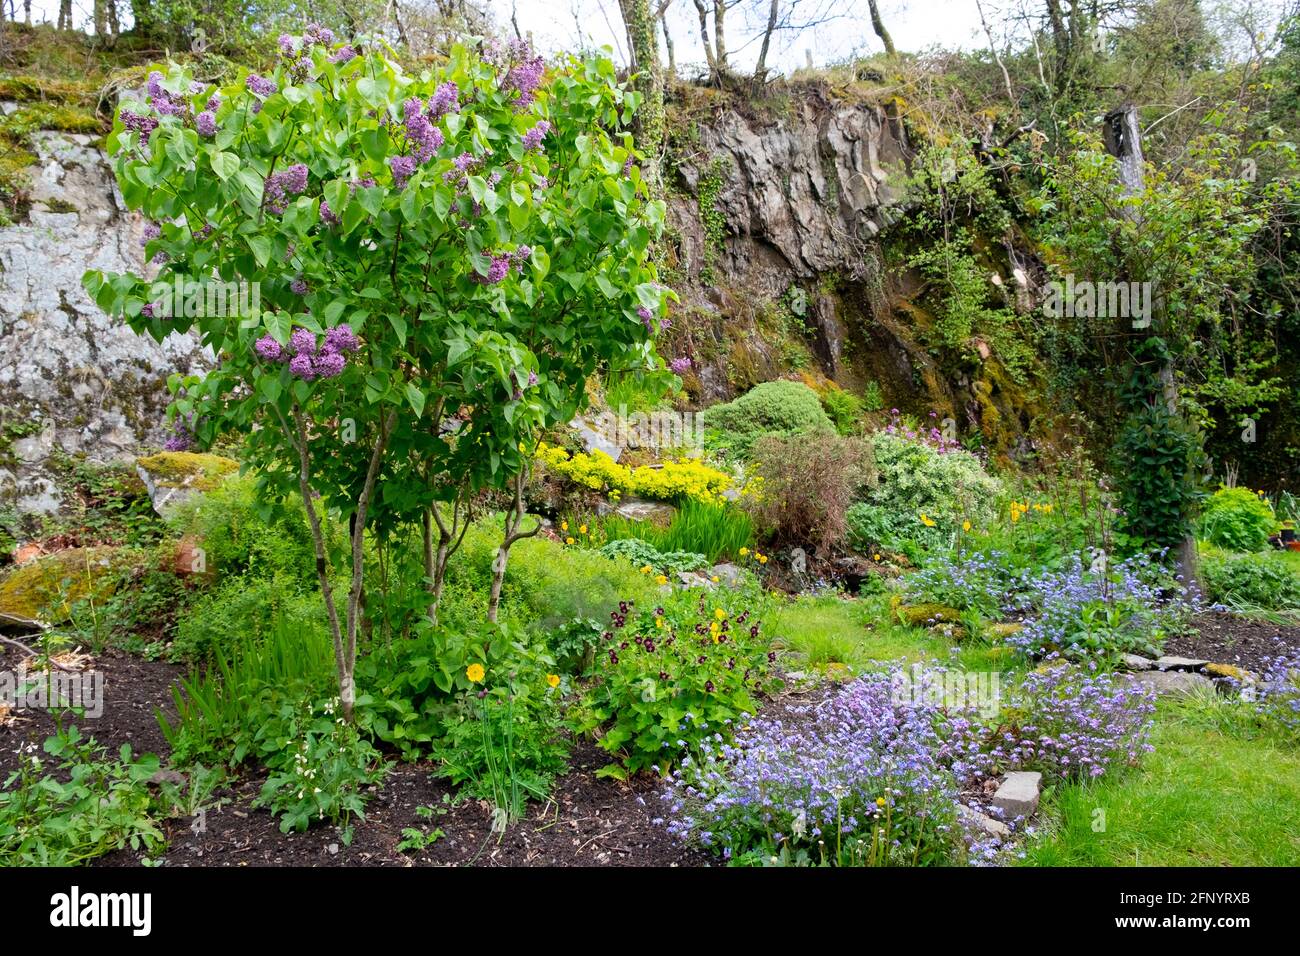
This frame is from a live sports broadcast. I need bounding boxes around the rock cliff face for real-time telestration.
[0,128,210,514]
[665,90,1037,455]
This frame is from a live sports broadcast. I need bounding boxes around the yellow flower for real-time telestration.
[565,536,575,545]
[579,524,588,534]
[546,673,560,688]
[1044,503,1053,514]
[714,608,727,620]
[1011,511,1022,523]
[875,797,886,808]
[655,574,668,585]
[466,663,485,683]
[872,553,881,561]
[758,554,767,564]
[739,547,750,557]
[655,617,664,628]
[919,512,936,527]
[561,520,569,532]
[641,564,652,574]
[711,575,720,583]
[962,520,972,532]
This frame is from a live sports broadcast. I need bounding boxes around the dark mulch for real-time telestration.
[1,643,709,867]
[0,644,184,780]
[1164,611,1300,673]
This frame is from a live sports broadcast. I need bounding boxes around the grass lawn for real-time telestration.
[1022,704,1300,866]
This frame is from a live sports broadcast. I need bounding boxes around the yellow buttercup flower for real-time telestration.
[739,547,750,557]
[962,520,972,532]
[655,574,668,585]
[872,553,881,561]
[579,524,588,534]
[565,536,575,545]
[714,608,727,620]
[546,673,560,688]
[875,797,886,808]
[641,564,652,574]
[560,520,569,532]
[711,575,720,583]
[758,554,767,564]
[655,617,664,628]
[466,663,485,683]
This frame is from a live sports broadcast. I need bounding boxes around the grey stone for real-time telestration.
[677,571,715,590]
[1132,670,1214,696]
[570,414,622,462]
[597,497,677,525]
[709,563,745,587]
[991,771,1042,819]
[0,131,212,516]
[958,803,1011,838]
[1121,653,1155,671]
[1152,655,1210,672]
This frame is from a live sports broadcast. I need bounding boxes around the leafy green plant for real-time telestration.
[397,805,447,853]
[1200,552,1300,610]
[1199,486,1277,553]
[252,695,391,840]
[576,592,779,778]
[0,725,166,866]
[868,429,1003,527]
[597,537,709,575]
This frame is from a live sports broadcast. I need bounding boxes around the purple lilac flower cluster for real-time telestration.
[387,85,459,188]
[146,71,187,118]
[472,247,531,284]
[487,37,545,109]
[255,323,359,380]
[264,163,310,215]
[245,72,277,114]
[522,120,550,152]
[162,418,194,451]
[669,356,692,375]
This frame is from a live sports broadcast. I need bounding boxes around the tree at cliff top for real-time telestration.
[84,30,668,717]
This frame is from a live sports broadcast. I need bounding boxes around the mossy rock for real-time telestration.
[891,597,962,628]
[1204,662,1253,682]
[136,452,239,516]
[0,546,126,623]
[987,622,1024,642]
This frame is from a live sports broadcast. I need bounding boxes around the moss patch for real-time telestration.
[136,452,238,491]
[0,546,127,621]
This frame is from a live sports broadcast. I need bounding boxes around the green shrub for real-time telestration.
[1199,487,1277,553]
[1201,552,1300,610]
[820,387,865,435]
[171,573,329,664]
[700,381,834,457]
[575,591,780,778]
[744,432,874,555]
[868,430,1003,527]
[598,538,708,575]
[846,502,941,558]
[172,475,329,586]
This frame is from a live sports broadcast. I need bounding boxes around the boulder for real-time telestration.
[958,803,1011,838]
[597,496,677,526]
[987,622,1024,641]
[1131,670,1214,697]
[136,452,238,516]
[891,598,962,628]
[1121,653,1155,671]
[708,563,746,587]
[991,771,1042,819]
[0,545,126,623]
[1152,655,1209,672]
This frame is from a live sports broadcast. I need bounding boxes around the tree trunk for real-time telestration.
[661,10,675,75]
[486,468,542,624]
[618,0,665,188]
[1103,103,1199,588]
[753,0,778,83]
[712,0,728,74]
[58,0,71,31]
[867,0,895,57]
[692,0,717,79]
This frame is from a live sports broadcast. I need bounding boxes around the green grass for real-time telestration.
[769,593,1005,672]
[598,498,755,564]
[1022,703,1300,866]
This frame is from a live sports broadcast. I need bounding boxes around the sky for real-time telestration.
[25,0,992,72]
